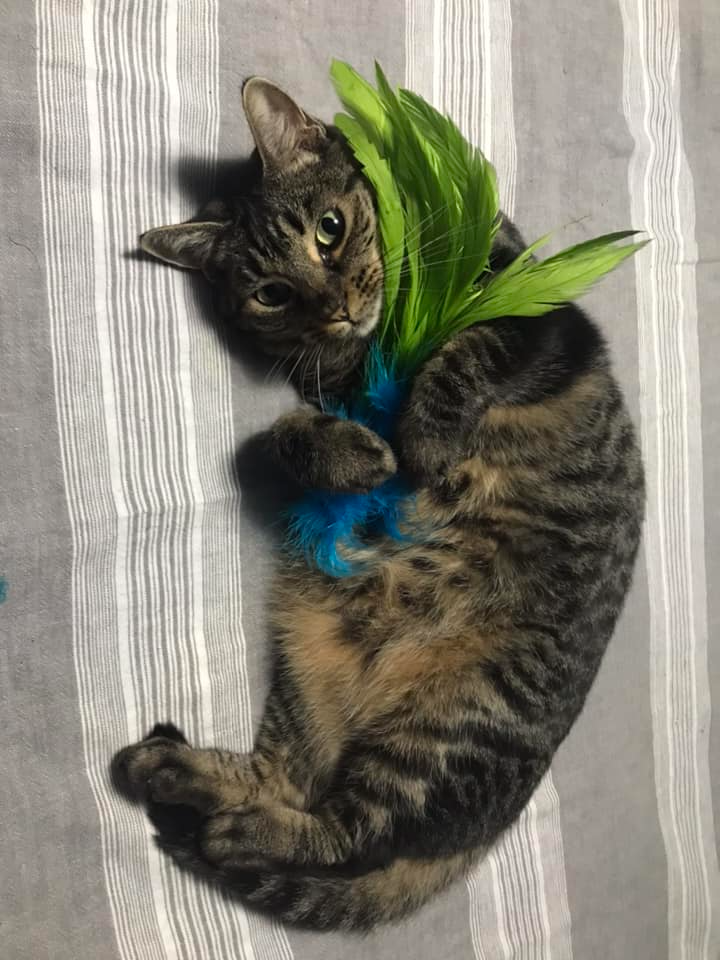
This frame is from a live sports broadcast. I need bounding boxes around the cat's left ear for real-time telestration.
[242,77,327,173]
[139,220,227,270]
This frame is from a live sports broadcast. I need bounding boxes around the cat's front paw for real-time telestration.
[113,723,228,817]
[113,725,258,817]
[269,408,397,492]
[112,724,194,803]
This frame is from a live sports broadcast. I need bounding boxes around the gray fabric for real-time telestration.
[1,1,718,958]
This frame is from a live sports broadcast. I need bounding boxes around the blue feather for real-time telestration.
[284,345,419,577]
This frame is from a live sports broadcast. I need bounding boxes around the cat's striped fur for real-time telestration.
[115,78,644,930]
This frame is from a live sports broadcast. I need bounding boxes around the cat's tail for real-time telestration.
[228,851,475,931]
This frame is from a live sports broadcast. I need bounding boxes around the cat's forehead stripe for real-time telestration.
[244,250,266,278]
[343,170,362,193]
[280,209,305,234]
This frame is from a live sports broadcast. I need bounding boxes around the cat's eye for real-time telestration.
[254,282,293,307]
[316,209,345,250]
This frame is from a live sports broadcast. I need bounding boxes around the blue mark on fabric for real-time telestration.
[0,578,8,604]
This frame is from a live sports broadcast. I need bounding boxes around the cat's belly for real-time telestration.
[269,549,503,758]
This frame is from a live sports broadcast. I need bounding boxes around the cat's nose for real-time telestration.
[328,292,356,325]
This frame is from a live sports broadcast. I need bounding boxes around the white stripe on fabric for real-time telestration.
[405,1,574,957]
[38,2,168,954]
[618,0,720,957]
[36,0,294,957]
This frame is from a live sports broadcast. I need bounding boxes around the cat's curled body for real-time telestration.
[115,78,645,930]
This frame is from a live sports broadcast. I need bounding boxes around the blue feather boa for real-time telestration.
[284,344,417,577]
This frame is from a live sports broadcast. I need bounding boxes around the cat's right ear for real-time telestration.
[139,221,227,270]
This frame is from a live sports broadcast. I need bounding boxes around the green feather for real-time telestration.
[330,60,645,374]
[329,60,388,147]
[470,231,647,321]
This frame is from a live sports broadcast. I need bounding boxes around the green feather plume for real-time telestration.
[330,60,646,374]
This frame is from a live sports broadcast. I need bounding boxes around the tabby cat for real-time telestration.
[114,78,645,930]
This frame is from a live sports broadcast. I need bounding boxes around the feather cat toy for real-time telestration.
[286,61,645,576]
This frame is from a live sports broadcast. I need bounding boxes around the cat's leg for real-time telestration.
[113,725,269,812]
[397,325,499,482]
[398,310,582,483]
[267,407,396,492]
[114,681,327,812]
[198,804,353,869]
[113,722,356,869]
[114,668,355,867]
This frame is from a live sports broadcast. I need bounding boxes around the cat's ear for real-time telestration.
[139,221,226,270]
[242,77,327,172]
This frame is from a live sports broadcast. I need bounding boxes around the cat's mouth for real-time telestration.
[324,317,359,336]
[324,316,378,339]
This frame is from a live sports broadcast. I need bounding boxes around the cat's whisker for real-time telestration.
[368,215,501,276]
[362,206,453,272]
[283,347,307,391]
[298,343,322,402]
[384,208,495,261]
[315,346,325,411]
[264,351,293,386]
[384,202,452,255]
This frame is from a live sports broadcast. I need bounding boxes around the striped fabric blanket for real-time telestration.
[1,1,718,958]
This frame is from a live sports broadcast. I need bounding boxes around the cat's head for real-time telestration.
[140,78,384,393]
